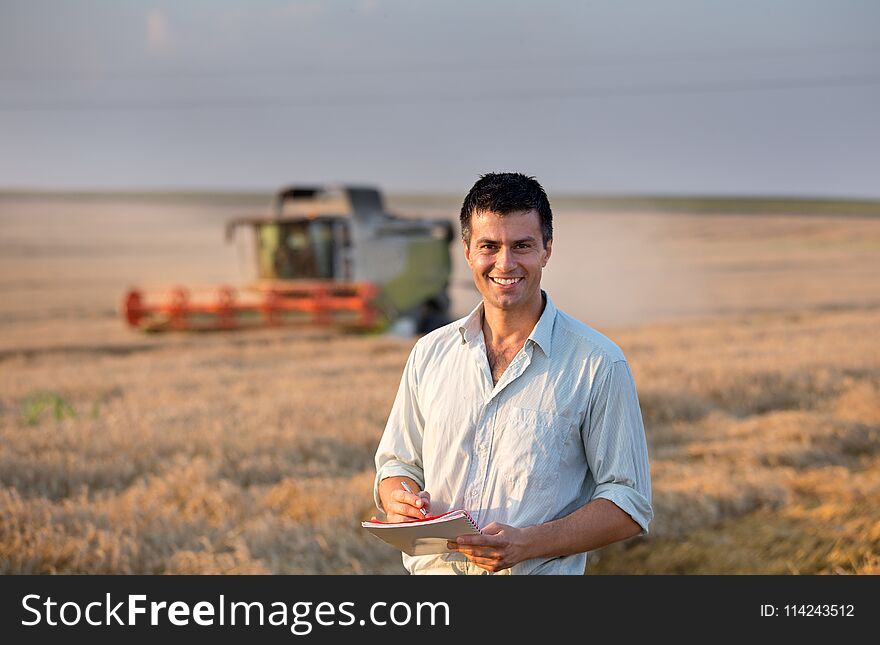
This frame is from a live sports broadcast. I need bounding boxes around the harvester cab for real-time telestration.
[123,185,454,333]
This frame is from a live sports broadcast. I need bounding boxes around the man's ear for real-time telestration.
[542,238,552,266]
[462,239,472,265]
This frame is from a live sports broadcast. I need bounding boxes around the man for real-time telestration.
[373,173,652,574]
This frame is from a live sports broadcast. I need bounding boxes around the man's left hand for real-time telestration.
[446,522,531,573]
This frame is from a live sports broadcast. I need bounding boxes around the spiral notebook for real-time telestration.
[361,509,481,556]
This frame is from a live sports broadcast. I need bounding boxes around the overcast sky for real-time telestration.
[1,0,878,196]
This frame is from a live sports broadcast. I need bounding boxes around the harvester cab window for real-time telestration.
[307,220,334,279]
[277,220,336,280]
[336,220,353,281]
[285,226,312,277]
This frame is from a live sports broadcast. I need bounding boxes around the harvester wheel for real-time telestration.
[416,297,450,334]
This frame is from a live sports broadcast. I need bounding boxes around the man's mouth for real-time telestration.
[489,277,523,286]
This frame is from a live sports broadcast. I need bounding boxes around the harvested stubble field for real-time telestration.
[1,194,878,574]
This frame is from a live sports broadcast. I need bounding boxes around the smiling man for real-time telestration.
[373,172,652,574]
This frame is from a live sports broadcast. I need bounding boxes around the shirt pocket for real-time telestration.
[495,407,572,499]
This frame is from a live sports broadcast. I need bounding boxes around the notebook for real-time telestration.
[361,509,481,556]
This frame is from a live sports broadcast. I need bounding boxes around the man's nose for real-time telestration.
[495,246,516,272]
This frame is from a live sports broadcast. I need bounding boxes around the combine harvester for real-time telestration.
[123,185,454,333]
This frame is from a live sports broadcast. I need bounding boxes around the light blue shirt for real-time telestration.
[374,291,652,574]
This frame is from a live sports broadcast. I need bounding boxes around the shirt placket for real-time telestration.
[467,341,534,527]
[463,336,493,516]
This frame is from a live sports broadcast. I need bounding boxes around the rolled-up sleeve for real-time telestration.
[583,359,653,534]
[373,345,426,511]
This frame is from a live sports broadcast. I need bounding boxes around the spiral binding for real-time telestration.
[459,510,481,534]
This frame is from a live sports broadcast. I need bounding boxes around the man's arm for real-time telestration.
[449,498,640,571]
[373,345,430,516]
[531,498,642,554]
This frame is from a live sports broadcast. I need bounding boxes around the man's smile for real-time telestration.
[489,276,523,286]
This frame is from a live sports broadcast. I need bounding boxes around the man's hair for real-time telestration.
[459,172,553,248]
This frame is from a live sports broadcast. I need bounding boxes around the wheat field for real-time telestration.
[1,194,878,574]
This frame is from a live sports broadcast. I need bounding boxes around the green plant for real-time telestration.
[20,391,76,426]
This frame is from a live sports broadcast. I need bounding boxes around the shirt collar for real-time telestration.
[528,290,556,357]
[457,290,557,357]
[458,300,484,346]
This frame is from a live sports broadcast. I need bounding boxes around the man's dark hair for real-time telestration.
[459,172,553,248]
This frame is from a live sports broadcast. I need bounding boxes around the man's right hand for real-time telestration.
[376,477,431,523]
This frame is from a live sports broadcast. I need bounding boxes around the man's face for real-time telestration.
[463,209,552,315]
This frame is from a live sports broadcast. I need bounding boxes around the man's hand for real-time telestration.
[375,477,431,523]
[446,522,532,573]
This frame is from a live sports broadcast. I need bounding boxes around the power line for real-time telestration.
[0,73,878,112]
[1,43,879,83]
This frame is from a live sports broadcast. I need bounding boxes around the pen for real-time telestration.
[401,481,428,516]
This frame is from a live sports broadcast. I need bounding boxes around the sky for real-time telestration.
[1,0,879,197]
